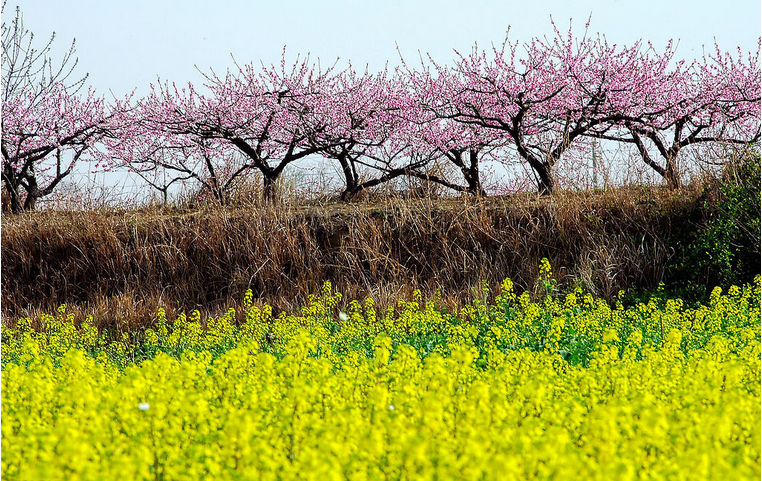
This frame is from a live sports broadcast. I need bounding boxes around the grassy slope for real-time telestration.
[1,184,708,329]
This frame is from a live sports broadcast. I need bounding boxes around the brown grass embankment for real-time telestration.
[1,185,702,330]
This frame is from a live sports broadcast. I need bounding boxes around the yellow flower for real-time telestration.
[602,329,620,343]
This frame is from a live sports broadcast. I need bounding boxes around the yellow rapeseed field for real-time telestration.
[2,264,760,480]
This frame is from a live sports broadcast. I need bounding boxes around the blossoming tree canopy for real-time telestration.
[694,43,761,145]
[102,81,252,204]
[1,7,111,213]
[596,40,761,188]
[429,24,682,194]
[306,67,405,199]
[99,28,762,202]
[416,23,760,194]
[9,7,759,209]
[317,67,447,200]
[110,51,345,202]
[405,66,510,196]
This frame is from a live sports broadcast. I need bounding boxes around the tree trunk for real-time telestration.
[262,174,278,202]
[338,152,359,201]
[2,165,24,214]
[464,149,486,196]
[210,186,228,205]
[664,155,682,190]
[2,180,23,214]
[340,187,360,201]
[536,162,556,195]
[22,176,44,211]
[514,140,556,195]
[630,128,683,190]
[4,186,23,214]
[23,192,38,210]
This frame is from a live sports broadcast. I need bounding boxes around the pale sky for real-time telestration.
[6,0,762,99]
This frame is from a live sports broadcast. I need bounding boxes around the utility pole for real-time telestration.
[592,140,598,189]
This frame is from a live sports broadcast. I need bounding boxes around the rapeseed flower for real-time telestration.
[2,265,759,480]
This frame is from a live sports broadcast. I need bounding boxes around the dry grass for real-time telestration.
[1,184,704,330]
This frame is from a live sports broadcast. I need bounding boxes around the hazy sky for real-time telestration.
[6,0,761,99]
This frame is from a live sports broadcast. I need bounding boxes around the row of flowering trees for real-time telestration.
[3,11,760,211]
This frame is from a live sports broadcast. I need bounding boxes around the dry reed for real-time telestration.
[1,184,703,329]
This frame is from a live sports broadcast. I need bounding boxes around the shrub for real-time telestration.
[667,148,761,301]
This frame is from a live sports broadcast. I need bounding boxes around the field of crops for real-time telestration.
[2,262,760,480]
